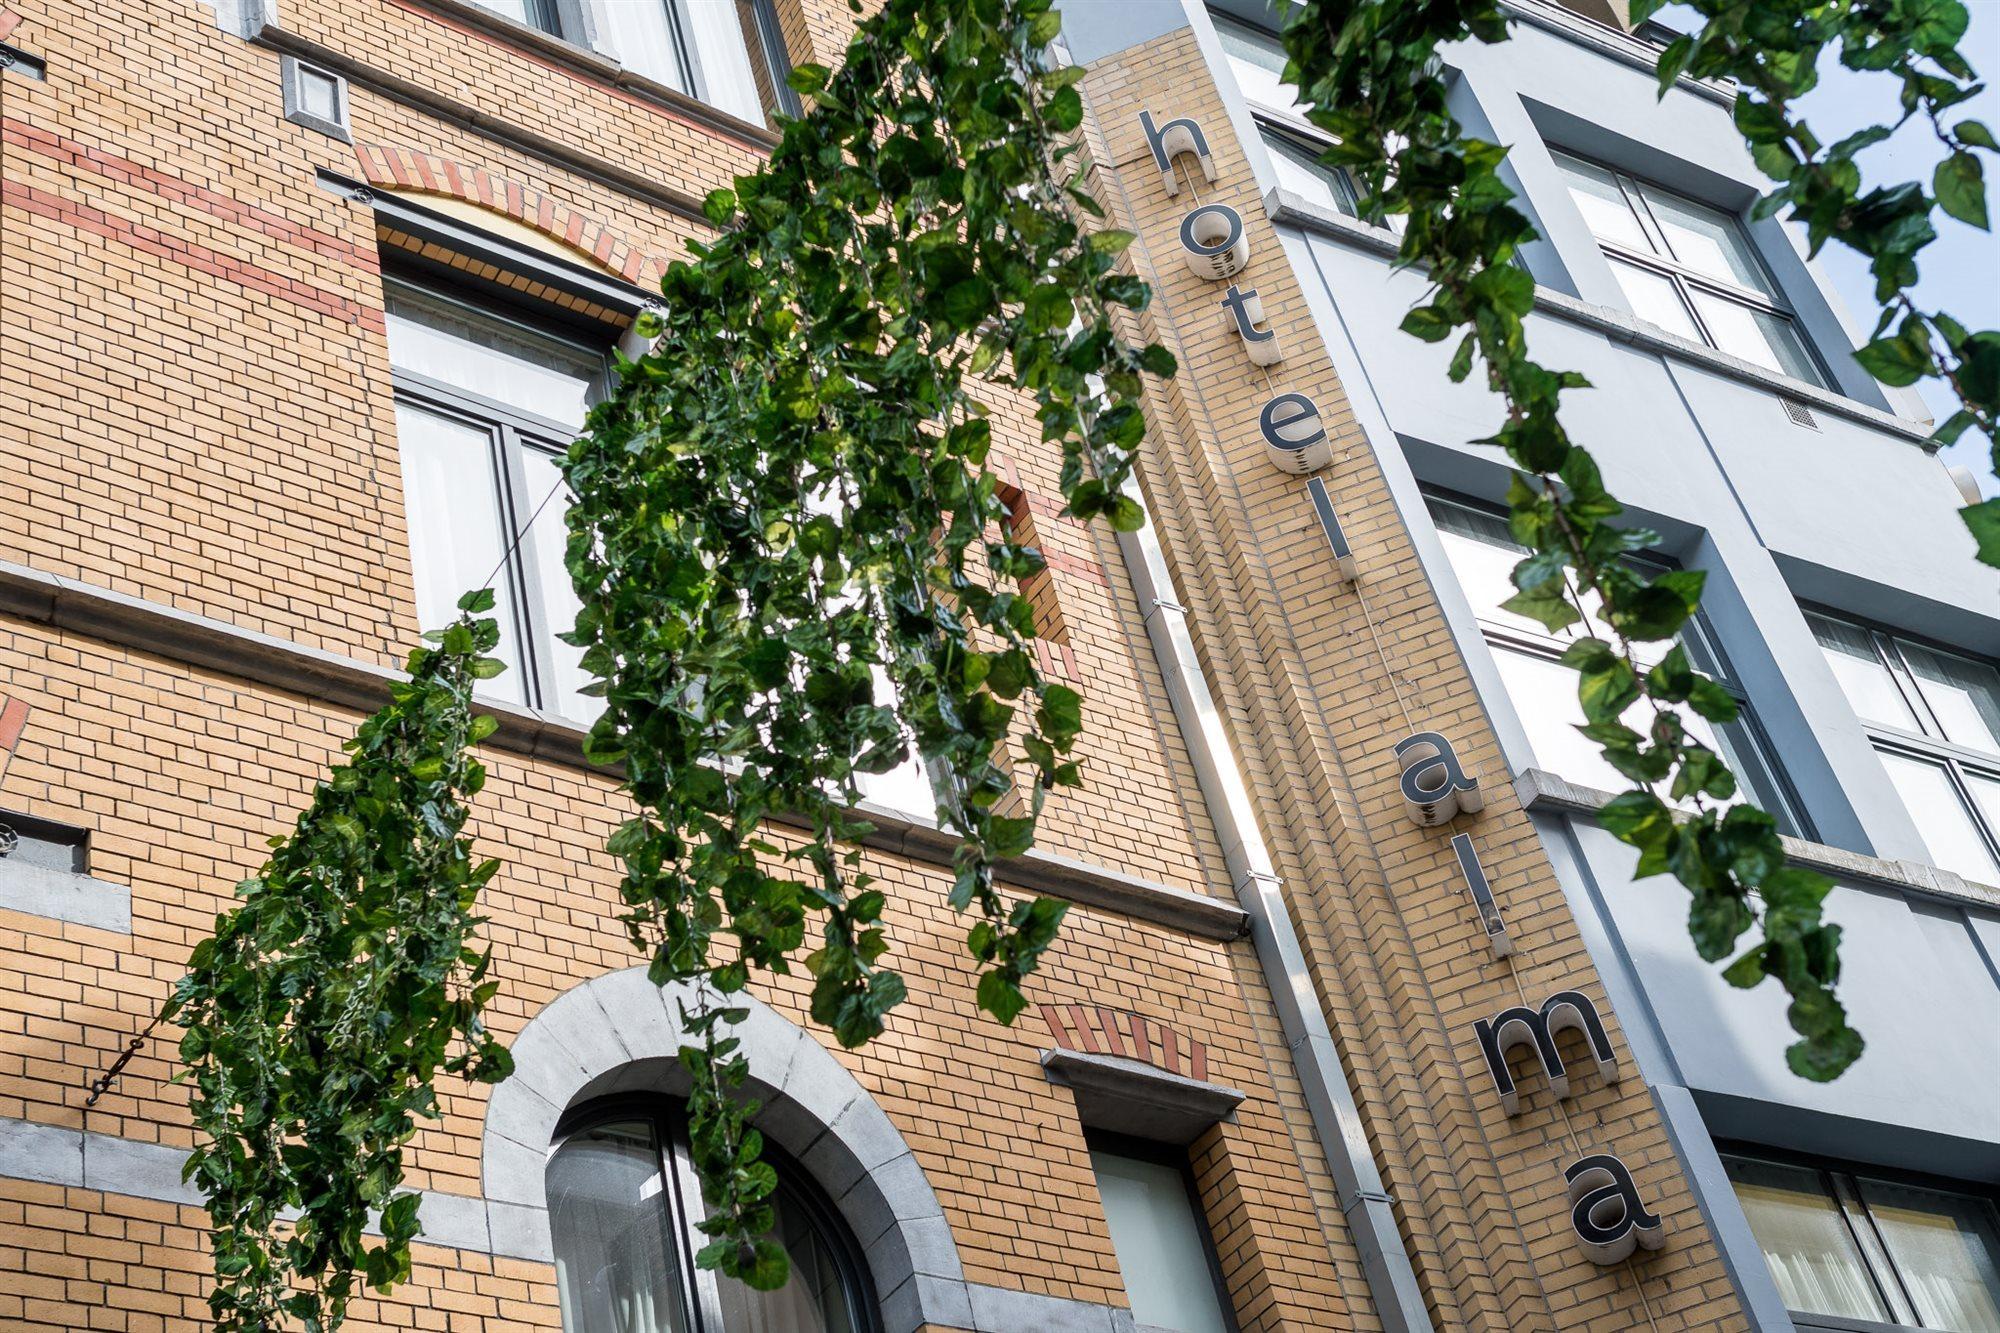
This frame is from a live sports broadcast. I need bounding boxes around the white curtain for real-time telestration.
[678,0,763,123]
[591,0,691,95]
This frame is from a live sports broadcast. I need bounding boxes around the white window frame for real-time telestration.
[1551,150,1831,388]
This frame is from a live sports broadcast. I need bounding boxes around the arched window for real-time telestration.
[546,1099,878,1333]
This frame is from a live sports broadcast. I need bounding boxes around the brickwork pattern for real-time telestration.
[0,0,1376,1329]
[1080,28,1751,1333]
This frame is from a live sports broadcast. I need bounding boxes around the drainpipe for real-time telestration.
[1112,484,1436,1333]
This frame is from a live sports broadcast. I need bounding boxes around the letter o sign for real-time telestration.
[1258,392,1334,473]
[1179,203,1251,280]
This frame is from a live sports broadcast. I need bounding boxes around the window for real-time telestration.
[1428,495,1805,830]
[547,1100,877,1333]
[1088,1134,1237,1333]
[1550,151,1827,387]
[1210,12,1368,223]
[1724,1150,2000,1332]
[1808,611,2000,884]
[464,0,794,127]
[386,278,608,723]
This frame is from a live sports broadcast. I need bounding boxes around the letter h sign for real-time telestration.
[1473,990,1620,1116]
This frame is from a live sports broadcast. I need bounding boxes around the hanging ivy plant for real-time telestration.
[1275,0,1990,1081]
[163,591,513,1332]
[559,0,1170,1286]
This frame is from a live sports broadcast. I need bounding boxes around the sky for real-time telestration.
[1665,2,2000,490]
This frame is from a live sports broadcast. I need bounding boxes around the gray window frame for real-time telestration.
[1550,149,1832,388]
[1085,1129,1241,1333]
[1807,607,2000,878]
[280,55,351,142]
[1722,1144,2000,1332]
[384,274,610,721]
[1428,491,1812,836]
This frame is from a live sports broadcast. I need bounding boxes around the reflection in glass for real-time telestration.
[1610,258,1702,342]
[1725,1156,1890,1323]
[1090,1148,1231,1333]
[548,1121,693,1333]
[1810,615,1921,732]
[1262,130,1360,217]
[1858,1178,2000,1333]
[394,403,526,705]
[522,448,603,723]
[386,284,602,428]
[714,1185,857,1333]
[1904,643,2000,756]
[1877,749,2000,883]
[1636,183,1772,292]
[1687,289,1822,385]
[1213,14,1305,118]
[1553,153,1652,250]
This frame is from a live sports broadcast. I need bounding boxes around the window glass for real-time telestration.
[1686,289,1821,383]
[714,1185,859,1333]
[522,448,603,723]
[1877,749,2000,883]
[1263,130,1359,217]
[1213,14,1304,117]
[547,1120,694,1333]
[1903,644,2000,757]
[394,402,528,705]
[1609,258,1703,342]
[1809,615,1921,732]
[592,0,695,95]
[1090,1147,1232,1333]
[1724,1157,1891,1323]
[1857,1178,2000,1333]
[1634,183,1772,293]
[386,286,600,428]
[1431,505,1548,638]
[1553,153,1653,251]
[678,0,767,124]
[469,0,549,28]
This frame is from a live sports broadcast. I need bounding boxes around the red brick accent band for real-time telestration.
[2,118,375,268]
[1037,1003,1210,1082]
[0,696,29,754]
[0,179,382,329]
[354,143,676,289]
[0,9,21,40]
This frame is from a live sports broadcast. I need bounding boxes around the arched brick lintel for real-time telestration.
[353,142,675,288]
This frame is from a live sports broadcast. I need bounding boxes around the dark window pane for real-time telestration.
[547,1121,693,1333]
[713,1182,858,1333]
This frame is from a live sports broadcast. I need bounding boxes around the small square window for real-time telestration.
[281,56,350,142]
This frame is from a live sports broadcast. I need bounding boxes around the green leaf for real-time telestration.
[1961,498,2000,566]
[457,587,497,613]
[1934,151,1989,229]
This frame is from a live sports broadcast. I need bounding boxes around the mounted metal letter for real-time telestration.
[1393,731,1483,825]
[1451,833,1512,958]
[1138,110,1217,195]
[1473,990,1620,1115]
[1220,285,1283,365]
[1259,392,1333,473]
[1306,477,1356,582]
[1179,203,1250,280]
[1564,1154,1665,1264]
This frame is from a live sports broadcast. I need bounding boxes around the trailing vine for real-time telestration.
[1648,0,2000,559]
[1277,0,1989,1081]
[559,0,1168,1288]
[163,590,512,1332]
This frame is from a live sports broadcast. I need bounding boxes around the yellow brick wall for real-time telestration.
[0,0,1388,1327]
[1079,26,1750,1333]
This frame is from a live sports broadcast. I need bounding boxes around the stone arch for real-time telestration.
[483,967,968,1333]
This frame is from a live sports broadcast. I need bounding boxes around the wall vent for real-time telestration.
[1781,398,1819,430]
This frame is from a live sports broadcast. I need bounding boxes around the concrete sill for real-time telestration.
[1267,189,1935,448]
[0,559,1250,943]
[1041,1048,1245,1145]
[1515,766,2000,913]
